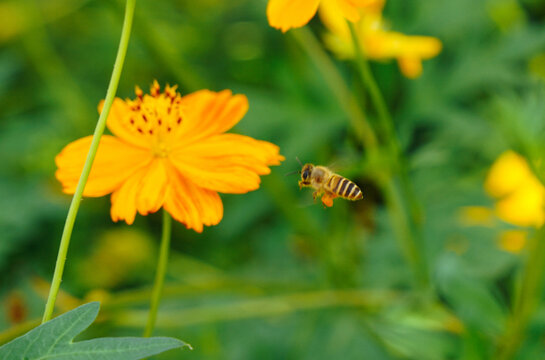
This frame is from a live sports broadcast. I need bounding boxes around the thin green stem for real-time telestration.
[347,22,428,289]
[497,228,545,360]
[290,27,378,150]
[347,22,395,148]
[380,177,428,289]
[41,0,136,323]
[144,210,172,337]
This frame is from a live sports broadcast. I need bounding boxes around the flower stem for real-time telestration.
[347,22,428,289]
[144,210,172,337]
[290,27,378,150]
[347,22,395,148]
[41,0,136,324]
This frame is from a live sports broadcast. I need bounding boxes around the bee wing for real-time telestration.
[325,159,346,175]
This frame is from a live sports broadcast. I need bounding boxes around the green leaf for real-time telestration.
[0,302,190,360]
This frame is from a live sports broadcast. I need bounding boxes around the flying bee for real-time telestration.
[294,158,363,207]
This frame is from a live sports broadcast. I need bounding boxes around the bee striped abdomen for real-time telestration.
[329,175,363,200]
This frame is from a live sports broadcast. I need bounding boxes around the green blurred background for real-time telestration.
[3,0,545,358]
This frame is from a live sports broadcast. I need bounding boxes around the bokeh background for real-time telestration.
[3,0,545,359]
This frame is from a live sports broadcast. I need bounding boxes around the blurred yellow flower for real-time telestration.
[485,150,545,228]
[498,229,527,254]
[267,0,380,32]
[56,81,284,232]
[319,0,442,78]
[458,206,495,227]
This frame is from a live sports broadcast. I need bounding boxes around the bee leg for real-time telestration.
[321,193,334,208]
[312,188,324,202]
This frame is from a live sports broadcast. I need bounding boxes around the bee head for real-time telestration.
[301,164,314,182]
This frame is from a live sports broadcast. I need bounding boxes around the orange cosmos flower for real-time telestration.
[55,81,284,232]
[267,0,380,32]
[320,0,442,78]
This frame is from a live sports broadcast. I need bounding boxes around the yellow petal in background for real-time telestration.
[335,0,362,22]
[267,0,321,32]
[398,57,423,78]
[319,0,350,37]
[498,229,527,254]
[494,178,545,227]
[485,150,536,198]
[458,206,495,227]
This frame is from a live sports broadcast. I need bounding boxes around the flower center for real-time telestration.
[153,142,170,158]
[123,81,186,153]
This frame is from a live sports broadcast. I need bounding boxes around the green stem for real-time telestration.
[144,210,172,337]
[347,22,395,148]
[41,0,136,323]
[497,228,545,360]
[290,27,378,150]
[381,177,428,289]
[347,22,428,289]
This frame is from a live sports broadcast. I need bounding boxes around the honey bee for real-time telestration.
[297,159,363,207]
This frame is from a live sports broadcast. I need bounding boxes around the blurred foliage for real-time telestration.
[2,0,545,359]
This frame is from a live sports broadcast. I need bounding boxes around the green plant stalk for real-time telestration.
[290,28,378,150]
[347,22,428,289]
[497,227,545,360]
[346,21,422,217]
[144,210,172,337]
[380,177,428,288]
[41,0,136,323]
[115,289,402,328]
[346,23,395,149]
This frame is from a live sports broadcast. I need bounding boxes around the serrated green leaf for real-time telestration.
[0,302,189,360]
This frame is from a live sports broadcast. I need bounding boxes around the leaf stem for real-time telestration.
[144,210,172,337]
[41,0,136,323]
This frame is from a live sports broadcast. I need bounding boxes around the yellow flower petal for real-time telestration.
[267,0,321,32]
[136,159,168,216]
[485,151,535,198]
[398,56,423,78]
[99,99,152,150]
[110,166,149,225]
[335,0,361,22]
[55,135,152,197]
[175,90,249,146]
[163,165,223,233]
[335,0,382,22]
[110,160,169,223]
[402,36,442,59]
[320,1,441,79]
[170,134,284,194]
[495,178,545,227]
[319,0,351,38]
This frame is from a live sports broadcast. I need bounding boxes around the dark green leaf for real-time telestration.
[0,302,189,360]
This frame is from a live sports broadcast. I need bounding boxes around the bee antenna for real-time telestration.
[295,156,303,167]
[284,170,300,177]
